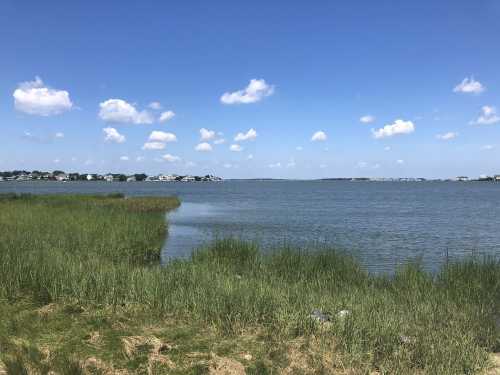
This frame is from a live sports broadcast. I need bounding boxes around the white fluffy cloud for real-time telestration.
[453,77,485,94]
[268,162,282,168]
[360,115,375,124]
[234,128,257,142]
[195,142,213,152]
[200,128,216,141]
[148,101,162,110]
[311,131,327,142]
[214,138,226,144]
[142,142,165,150]
[119,156,129,161]
[99,99,153,124]
[159,110,175,123]
[148,130,177,142]
[372,119,415,139]
[397,159,405,164]
[230,144,243,152]
[436,132,458,140]
[13,77,73,116]
[54,132,64,139]
[103,127,126,143]
[221,79,274,104]
[471,106,500,125]
[162,154,181,162]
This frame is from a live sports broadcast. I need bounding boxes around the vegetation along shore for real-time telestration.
[0,193,499,374]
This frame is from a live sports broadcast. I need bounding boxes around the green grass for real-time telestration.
[0,194,499,374]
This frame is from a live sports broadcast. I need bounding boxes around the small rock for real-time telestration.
[399,335,415,345]
[337,310,350,318]
[239,352,253,361]
[309,309,331,322]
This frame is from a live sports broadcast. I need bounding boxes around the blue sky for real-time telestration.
[1,0,500,179]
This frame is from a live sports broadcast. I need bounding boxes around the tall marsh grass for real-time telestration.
[0,194,499,373]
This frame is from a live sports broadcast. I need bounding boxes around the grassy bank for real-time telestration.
[0,194,499,374]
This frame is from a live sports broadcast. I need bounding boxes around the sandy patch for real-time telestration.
[208,354,246,375]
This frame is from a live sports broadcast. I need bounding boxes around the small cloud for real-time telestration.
[214,138,226,144]
[481,145,494,150]
[234,128,257,142]
[436,132,458,140]
[287,158,296,168]
[360,115,375,124]
[200,128,216,141]
[221,79,274,104]
[372,119,415,139]
[13,77,73,116]
[54,132,64,139]
[319,163,327,169]
[119,156,129,161]
[162,154,181,162]
[247,154,254,160]
[296,146,303,151]
[311,131,327,142]
[471,106,500,125]
[223,163,233,168]
[136,156,145,162]
[148,130,177,142]
[268,162,281,168]
[99,99,153,124]
[397,159,404,164]
[148,101,162,110]
[372,163,381,169]
[195,142,213,152]
[453,77,485,94]
[103,127,126,143]
[53,158,60,164]
[186,161,196,167]
[230,144,243,152]
[159,110,175,123]
[142,142,165,150]
[357,161,368,168]
[384,146,391,151]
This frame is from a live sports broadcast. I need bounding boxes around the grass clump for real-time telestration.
[0,194,499,374]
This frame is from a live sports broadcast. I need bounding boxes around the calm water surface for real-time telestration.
[2,180,500,272]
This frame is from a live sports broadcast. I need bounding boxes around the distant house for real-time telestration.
[181,175,195,182]
[86,174,94,181]
[126,176,136,182]
[16,174,31,181]
[456,176,469,182]
[104,174,114,182]
[159,174,177,182]
[494,175,500,182]
[55,173,69,182]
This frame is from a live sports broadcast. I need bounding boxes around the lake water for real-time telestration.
[2,180,500,273]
